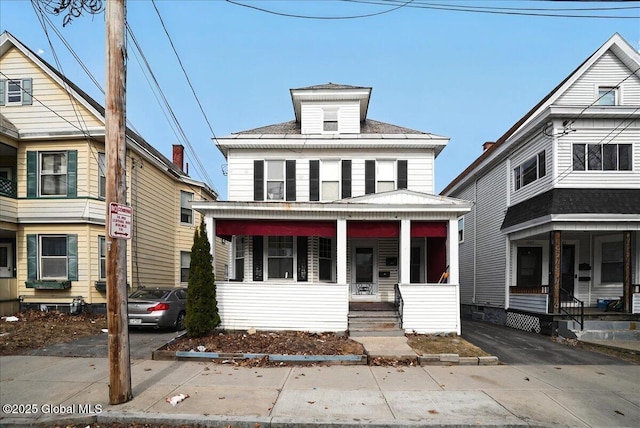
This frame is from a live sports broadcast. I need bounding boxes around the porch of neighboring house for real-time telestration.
[506,229,640,336]
[202,216,463,335]
[0,142,19,316]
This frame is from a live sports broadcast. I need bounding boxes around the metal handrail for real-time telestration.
[560,288,584,330]
[394,283,403,327]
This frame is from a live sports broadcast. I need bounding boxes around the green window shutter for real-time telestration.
[67,234,78,281]
[27,234,38,280]
[26,151,37,198]
[21,78,32,105]
[67,150,77,197]
[0,79,5,106]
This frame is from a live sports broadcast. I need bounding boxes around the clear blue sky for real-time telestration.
[1,0,639,198]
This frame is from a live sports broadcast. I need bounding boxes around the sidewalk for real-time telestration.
[2,355,639,427]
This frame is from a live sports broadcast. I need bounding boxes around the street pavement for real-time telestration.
[1,321,639,427]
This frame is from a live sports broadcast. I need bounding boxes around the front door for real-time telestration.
[0,243,12,278]
[352,246,377,298]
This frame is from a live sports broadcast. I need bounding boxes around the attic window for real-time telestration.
[323,108,338,132]
[598,87,617,106]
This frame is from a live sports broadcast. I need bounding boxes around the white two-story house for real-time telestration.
[441,34,640,334]
[194,83,472,334]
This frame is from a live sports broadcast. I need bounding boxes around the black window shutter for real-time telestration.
[365,160,375,194]
[67,150,77,198]
[286,160,296,201]
[297,236,308,282]
[252,236,263,281]
[309,160,319,201]
[27,234,38,280]
[253,160,264,201]
[341,160,352,198]
[397,160,408,189]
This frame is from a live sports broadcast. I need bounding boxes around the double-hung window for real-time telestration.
[98,236,106,280]
[267,236,294,279]
[323,108,338,132]
[458,217,464,243]
[26,234,77,282]
[322,160,340,200]
[319,237,333,281]
[377,160,395,192]
[572,144,632,171]
[514,151,546,191]
[40,235,68,280]
[234,237,244,280]
[255,160,296,201]
[180,251,190,283]
[98,153,106,199]
[180,191,193,224]
[40,152,67,196]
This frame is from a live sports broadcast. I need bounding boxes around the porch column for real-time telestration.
[398,219,411,284]
[205,216,216,271]
[448,218,459,285]
[550,230,561,313]
[336,218,347,284]
[623,231,632,313]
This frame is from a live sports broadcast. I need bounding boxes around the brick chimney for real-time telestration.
[172,144,184,172]
[482,141,495,152]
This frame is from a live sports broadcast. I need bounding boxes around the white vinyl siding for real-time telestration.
[555,50,640,106]
[227,149,436,201]
[509,133,553,206]
[475,163,508,308]
[377,239,398,302]
[399,284,460,334]
[455,184,475,305]
[216,282,348,332]
[554,121,639,189]
[301,102,360,134]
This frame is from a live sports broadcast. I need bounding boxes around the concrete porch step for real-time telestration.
[349,310,398,318]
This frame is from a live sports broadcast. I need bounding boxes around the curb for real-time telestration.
[419,354,499,365]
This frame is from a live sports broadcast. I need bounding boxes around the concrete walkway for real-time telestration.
[1,355,639,427]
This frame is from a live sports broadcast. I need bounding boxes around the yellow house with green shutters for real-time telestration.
[0,31,222,315]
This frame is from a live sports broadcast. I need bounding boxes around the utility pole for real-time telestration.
[105,0,132,404]
[38,0,132,405]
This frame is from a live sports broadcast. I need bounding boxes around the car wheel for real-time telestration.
[175,311,186,331]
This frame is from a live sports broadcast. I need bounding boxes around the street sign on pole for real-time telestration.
[109,202,132,240]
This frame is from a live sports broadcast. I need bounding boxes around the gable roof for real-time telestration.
[441,33,640,196]
[0,31,217,198]
[340,189,473,208]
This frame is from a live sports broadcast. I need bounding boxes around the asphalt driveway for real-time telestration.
[461,319,633,365]
[29,328,180,359]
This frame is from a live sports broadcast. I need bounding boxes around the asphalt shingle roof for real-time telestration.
[501,188,640,230]
[234,119,429,135]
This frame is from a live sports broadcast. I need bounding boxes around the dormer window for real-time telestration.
[598,86,617,106]
[323,108,338,132]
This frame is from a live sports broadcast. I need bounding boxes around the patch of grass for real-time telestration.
[407,333,491,357]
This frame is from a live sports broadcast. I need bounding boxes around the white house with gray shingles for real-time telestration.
[193,83,472,334]
[441,34,640,334]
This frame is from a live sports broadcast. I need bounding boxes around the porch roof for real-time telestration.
[501,188,640,231]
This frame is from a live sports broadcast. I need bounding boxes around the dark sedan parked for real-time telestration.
[127,287,187,330]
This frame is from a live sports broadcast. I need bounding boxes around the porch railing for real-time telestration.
[0,176,17,198]
[560,288,584,330]
[394,283,403,326]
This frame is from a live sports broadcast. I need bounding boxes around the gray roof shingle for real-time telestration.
[501,188,640,230]
[234,119,429,135]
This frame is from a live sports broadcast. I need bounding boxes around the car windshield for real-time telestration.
[129,289,171,300]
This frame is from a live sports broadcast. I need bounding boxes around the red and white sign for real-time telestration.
[109,202,132,239]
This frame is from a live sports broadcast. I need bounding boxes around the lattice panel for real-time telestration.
[506,311,541,334]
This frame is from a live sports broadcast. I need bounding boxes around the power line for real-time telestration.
[225,0,415,19]
[343,0,640,18]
